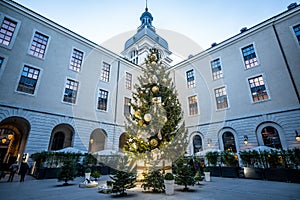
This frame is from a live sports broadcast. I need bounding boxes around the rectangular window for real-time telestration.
[188,95,198,115]
[98,89,108,111]
[293,24,300,45]
[63,79,79,104]
[0,17,17,46]
[211,58,223,80]
[69,49,83,72]
[17,65,40,94]
[214,87,228,109]
[124,97,131,116]
[100,62,110,82]
[125,72,132,90]
[186,69,195,88]
[248,75,269,102]
[242,44,259,69]
[29,31,49,59]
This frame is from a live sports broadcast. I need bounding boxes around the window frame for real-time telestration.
[0,54,8,80]
[97,88,109,111]
[125,72,132,90]
[69,48,84,72]
[187,94,199,116]
[0,14,21,49]
[247,73,270,103]
[124,97,131,116]
[214,86,229,110]
[15,63,42,96]
[186,69,196,88]
[210,58,223,80]
[27,29,50,60]
[100,62,111,82]
[62,77,79,104]
[240,43,260,70]
[291,23,300,47]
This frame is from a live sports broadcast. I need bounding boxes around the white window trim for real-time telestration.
[246,73,271,104]
[240,42,260,70]
[100,61,111,83]
[187,93,200,116]
[0,53,9,80]
[96,88,109,112]
[0,13,21,50]
[61,76,80,105]
[218,127,239,153]
[186,68,196,88]
[290,23,300,49]
[213,85,230,111]
[27,29,51,60]
[68,47,85,73]
[15,63,43,96]
[210,57,224,80]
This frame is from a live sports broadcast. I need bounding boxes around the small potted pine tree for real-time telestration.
[85,168,91,181]
[164,172,175,195]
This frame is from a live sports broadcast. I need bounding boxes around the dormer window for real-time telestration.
[130,50,138,65]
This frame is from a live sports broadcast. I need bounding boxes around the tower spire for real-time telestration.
[146,0,148,11]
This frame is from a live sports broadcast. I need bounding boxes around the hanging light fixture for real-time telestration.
[244,135,248,145]
[7,133,14,140]
[295,131,300,142]
[1,137,7,144]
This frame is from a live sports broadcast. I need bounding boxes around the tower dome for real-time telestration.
[138,7,155,32]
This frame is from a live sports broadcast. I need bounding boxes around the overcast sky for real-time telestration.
[14,0,298,58]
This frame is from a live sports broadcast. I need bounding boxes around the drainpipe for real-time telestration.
[272,24,300,104]
[112,60,121,150]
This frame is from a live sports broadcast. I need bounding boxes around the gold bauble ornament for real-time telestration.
[151,86,159,93]
[151,61,157,66]
[150,138,159,147]
[134,111,141,118]
[138,120,144,126]
[162,78,167,83]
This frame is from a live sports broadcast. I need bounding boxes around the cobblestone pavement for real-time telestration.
[0,174,299,200]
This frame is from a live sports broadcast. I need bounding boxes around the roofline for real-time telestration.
[171,4,300,69]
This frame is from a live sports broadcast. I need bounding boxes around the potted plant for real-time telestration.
[203,168,210,182]
[164,172,175,195]
[85,168,91,181]
[91,170,100,181]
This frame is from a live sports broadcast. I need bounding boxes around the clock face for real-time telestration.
[150,138,158,147]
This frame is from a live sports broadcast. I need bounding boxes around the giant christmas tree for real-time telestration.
[124,48,187,171]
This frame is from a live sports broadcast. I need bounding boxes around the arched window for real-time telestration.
[51,132,65,150]
[193,135,202,154]
[261,126,282,149]
[222,132,237,153]
[130,50,138,65]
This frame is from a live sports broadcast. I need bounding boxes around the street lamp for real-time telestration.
[295,131,300,142]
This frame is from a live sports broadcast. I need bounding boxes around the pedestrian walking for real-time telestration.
[19,161,29,182]
[7,161,19,182]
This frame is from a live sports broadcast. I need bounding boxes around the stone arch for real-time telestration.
[48,123,74,151]
[256,122,286,149]
[89,128,107,153]
[0,116,30,166]
[218,127,239,153]
[188,131,204,155]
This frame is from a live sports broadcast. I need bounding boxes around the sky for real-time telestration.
[13,0,298,58]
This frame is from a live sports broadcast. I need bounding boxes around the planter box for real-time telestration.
[243,167,264,180]
[221,167,239,178]
[207,166,221,177]
[164,180,174,195]
[264,168,288,182]
[287,169,300,183]
[34,168,62,179]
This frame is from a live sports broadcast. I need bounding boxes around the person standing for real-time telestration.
[19,161,29,182]
[7,161,19,182]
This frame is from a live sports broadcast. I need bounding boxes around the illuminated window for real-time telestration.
[214,87,228,109]
[17,65,40,94]
[69,49,83,72]
[98,89,108,111]
[248,75,269,102]
[101,62,110,82]
[242,44,259,69]
[222,132,237,153]
[261,126,282,149]
[29,31,49,59]
[188,95,198,115]
[63,79,79,104]
[125,72,132,90]
[0,17,17,46]
[211,58,223,80]
[186,69,195,88]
